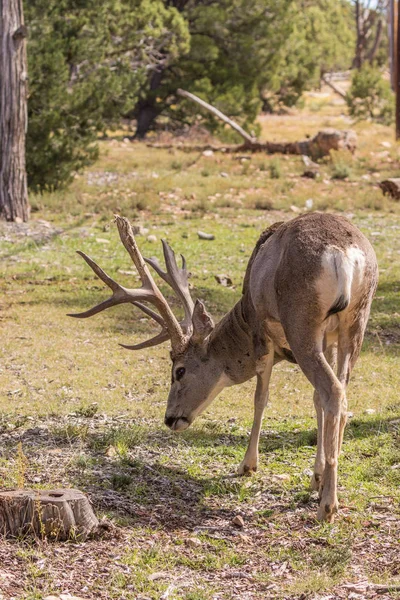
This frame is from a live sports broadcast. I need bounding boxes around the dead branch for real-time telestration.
[176,89,257,145]
[322,75,347,99]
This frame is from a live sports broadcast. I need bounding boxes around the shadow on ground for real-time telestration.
[0,407,398,533]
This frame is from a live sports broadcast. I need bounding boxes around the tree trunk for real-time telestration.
[0,0,29,222]
[134,69,164,140]
[134,105,160,140]
[0,489,99,540]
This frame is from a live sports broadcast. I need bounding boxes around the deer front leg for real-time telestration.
[238,353,273,475]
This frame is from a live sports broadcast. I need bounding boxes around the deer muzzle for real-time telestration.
[164,415,191,432]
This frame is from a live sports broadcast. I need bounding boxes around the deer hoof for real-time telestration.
[310,473,322,492]
[317,500,338,522]
[237,461,257,476]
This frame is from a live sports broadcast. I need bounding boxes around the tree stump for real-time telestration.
[379,178,400,200]
[0,489,99,540]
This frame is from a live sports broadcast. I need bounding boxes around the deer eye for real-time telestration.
[175,367,186,381]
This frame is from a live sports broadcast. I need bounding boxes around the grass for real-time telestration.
[0,87,400,599]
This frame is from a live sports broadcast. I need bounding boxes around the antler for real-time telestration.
[145,240,194,335]
[68,215,192,353]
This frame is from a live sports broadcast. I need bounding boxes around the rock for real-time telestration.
[202,150,214,157]
[303,169,319,179]
[147,235,157,243]
[380,178,400,200]
[148,571,169,581]
[301,155,320,179]
[380,141,392,148]
[214,274,233,287]
[364,408,376,414]
[220,172,229,178]
[272,473,290,481]
[187,537,203,548]
[95,238,110,244]
[305,199,314,210]
[290,205,301,213]
[197,231,215,240]
[232,515,245,528]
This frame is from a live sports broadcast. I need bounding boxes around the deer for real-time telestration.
[69,213,378,522]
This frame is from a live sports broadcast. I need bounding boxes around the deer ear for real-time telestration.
[191,300,214,342]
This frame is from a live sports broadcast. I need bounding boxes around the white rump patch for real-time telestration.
[317,245,366,313]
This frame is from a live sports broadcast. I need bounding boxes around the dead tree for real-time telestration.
[352,0,387,69]
[0,0,29,222]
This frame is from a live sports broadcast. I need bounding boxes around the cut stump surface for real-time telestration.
[0,489,99,540]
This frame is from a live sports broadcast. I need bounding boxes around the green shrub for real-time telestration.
[330,150,353,180]
[269,158,282,179]
[346,64,394,124]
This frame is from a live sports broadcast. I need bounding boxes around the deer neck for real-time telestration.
[207,299,261,384]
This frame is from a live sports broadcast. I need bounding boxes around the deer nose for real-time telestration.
[164,416,176,428]
[164,416,190,431]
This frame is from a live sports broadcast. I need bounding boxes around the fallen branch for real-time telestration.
[177,88,256,145]
[322,75,347,99]
[147,128,357,160]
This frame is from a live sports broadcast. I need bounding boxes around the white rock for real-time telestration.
[202,150,214,157]
[147,235,157,243]
[305,198,314,210]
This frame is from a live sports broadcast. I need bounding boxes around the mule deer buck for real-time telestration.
[70,213,378,521]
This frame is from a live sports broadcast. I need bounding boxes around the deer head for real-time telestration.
[69,216,227,431]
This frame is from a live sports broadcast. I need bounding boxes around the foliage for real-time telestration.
[346,63,394,124]
[330,150,353,180]
[264,0,355,108]
[25,0,189,191]
[134,0,356,137]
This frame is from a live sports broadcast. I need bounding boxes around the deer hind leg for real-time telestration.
[238,352,274,475]
[283,323,343,522]
[311,343,337,494]
[336,312,367,455]
[304,352,343,522]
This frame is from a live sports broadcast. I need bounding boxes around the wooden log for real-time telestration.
[379,178,400,200]
[0,489,99,540]
[147,128,357,160]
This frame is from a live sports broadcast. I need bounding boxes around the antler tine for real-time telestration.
[69,216,187,353]
[131,301,166,327]
[68,251,147,319]
[144,239,195,333]
[119,329,170,351]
